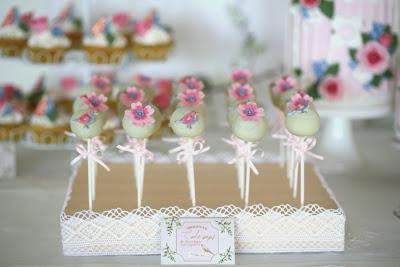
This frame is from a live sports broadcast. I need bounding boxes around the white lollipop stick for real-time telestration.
[300,151,305,207]
[244,158,251,207]
[87,139,93,210]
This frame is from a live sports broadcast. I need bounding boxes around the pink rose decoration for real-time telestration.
[180,77,204,91]
[80,92,108,112]
[287,92,313,115]
[134,13,153,36]
[300,0,320,9]
[112,12,131,29]
[177,89,205,107]
[231,69,252,84]
[91,75,112,95]
[273,76,296,94]
[379,33,392,48]
[120,86,144,107]
[238,102,264,121]
[60,76,78,94]
[126,102,155,127]
[133,74,152,89]
[154,79,173,111]
[356,41,390,74]
[21,12,34,25]
[318,76,344,101]
[229,83,254,101]
[30,17,48,34]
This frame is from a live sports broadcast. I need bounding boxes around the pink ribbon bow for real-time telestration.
[290,136,324,162]
[116,137,154,160]
[70,138,110,171]
[165,136,210,164]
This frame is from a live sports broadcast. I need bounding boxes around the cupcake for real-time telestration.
[27,76,45,112]
[30,95,69,144]
[54,3,83,49]
[0,7,33,57]
[132,10,173,60]
[0,84,26,141]
[83,17,127,64]
[112,12,134,46]
[28,17,71,63]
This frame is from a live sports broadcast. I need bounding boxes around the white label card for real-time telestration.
[160,217,235,265]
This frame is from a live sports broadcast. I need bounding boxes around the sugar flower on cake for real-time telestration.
[126,102,155,126]
[133,73,152,89]
[80,92,108,112]
[112,12,133,34]
[180,77,204,91]
[231,69,252,84]
[60,76,79,96]
[238,102,264,121]
[287,92,313,116]
[91,75,112,95]
[178,110,199,129]
[28,17,71,49]
[318,76,344,101]
[34,95,59,122]
[84,17,126,47]
[120,86,144,107]
[76,110,98,128]
[356,42,390,74]
[0,6,33,37]
[229,83,254,101]
[0,84,23,102]
[133,10,171,45]
[153,79,173,111]
[55,3,82,32]
[292,0,334,20]
[177,89,205,107]
[272,76,296,94]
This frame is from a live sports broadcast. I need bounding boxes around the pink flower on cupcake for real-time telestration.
[287,92,313,115]
[81,92,108,112]
[30,16,48,34]
[300,0,320,9]
[356,41,390,74]
[231,69,252,84]
[133,73,152,89]
[318,76,344,101]
[112,12,131,29]
[273,76,296,94]
[126,102,155,126]
[91,75,112,94]
[134,12,153,36]
[177,89,205,107]
[238,102,264,121]
[229,83,254,101]
[120,86,144,107]
[153,79,173,111]
[60,76,79,94]
[180,77,204,91]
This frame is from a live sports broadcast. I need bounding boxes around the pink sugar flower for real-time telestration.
[231,69,252,84]
[287,92,313,115]
[229,83,254,101]
[300,0,320,9]
[180,77,204,91]
[60,76,78,93]
[237,102,264,121]
[134,13,153,36]
[1,7,17,27]
[318,76,344,101]
[153,79,172,111]
[133,73,152,89]
[273,76,296,94]
[20,12,33,25]
[120,86,144,107]
[177,89,205,107]
[91,17,105,36]
[77,110,98,128]
[379,33,392,48]
[356,41,390,74]
[80,92,108,112]
[126,102,155,127]
[112,12,131,29]
[30,16,48,34]
[91,75,112,94]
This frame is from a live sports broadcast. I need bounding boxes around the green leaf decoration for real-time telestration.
[384,25,391,33]
[294,68,303,77]
[47,108,59,123]
[349,48,357,61]
[307,82,320,99]
[383,69,394,79]
[73,18,82,29]
[361,33,371,44]
[292,0,300,4]
[162,243,177,262]
[218,246,233,264]
[105,33,115,46]
[18,22,29,33]
[319,0,334,19]
[370,75,382,87]
[390,34,398,54]
[325,63,339,76]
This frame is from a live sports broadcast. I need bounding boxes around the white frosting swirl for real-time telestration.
[31,113,69,127]
[59,19,81,33]
[0,24,28,39]
[0,112,24,124]
[133,26,171,45]
[28,31,71,48]
[83,33,126,48]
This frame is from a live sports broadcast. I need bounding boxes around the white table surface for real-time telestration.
[1,118,400,266]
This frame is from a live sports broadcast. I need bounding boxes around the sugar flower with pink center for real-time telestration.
[80,92,108,112]
[231,69,252,84]
[177,89,204,107]
[356,41,390,74]
[300,0,320,9]
[133,73,152,89]
[180,77,204,91]
[91,75,112,94]
[287,92,313,116]
[238,102,264,121]
[178,110,199,129]
[120,86,144,107]
[318,76,344,101]
[272,76,297,94]
[126,102,155,127]
[229,83,254,101]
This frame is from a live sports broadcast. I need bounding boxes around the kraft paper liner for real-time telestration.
[28,46,68,63]
[0,123,27,141]
[131,39,174,60]
[64,162,337,215]
[65,31,82,50]
[0,37,27,57]
[83,45,126,64]
[30,124,70,144]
